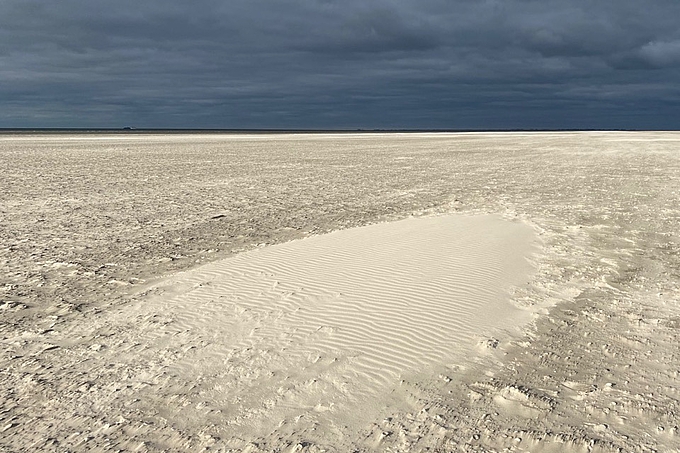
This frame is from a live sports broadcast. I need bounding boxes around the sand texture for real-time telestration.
[1,131,680,452]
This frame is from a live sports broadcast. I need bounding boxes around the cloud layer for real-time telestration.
[2,0,679,128]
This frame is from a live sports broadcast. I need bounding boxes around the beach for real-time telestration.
[1,132,679,452]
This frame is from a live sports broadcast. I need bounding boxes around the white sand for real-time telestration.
[3,132,679,452]
[72,213,536,448]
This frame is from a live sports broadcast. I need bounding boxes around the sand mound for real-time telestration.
[82,213,537,447]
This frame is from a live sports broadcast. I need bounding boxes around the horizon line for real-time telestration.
[0,127,668,134]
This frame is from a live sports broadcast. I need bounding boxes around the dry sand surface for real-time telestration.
[1,131,680,452]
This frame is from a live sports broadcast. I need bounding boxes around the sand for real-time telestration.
[1,131,680,452]
[73,214,536,449]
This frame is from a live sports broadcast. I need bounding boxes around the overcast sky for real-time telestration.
[1,0,679,129]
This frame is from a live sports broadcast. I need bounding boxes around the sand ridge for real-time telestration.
[60,214,537,448]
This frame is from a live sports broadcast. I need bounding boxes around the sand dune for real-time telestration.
[74,214,536,447]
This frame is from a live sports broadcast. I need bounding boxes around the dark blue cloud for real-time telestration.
[1,0,679,129]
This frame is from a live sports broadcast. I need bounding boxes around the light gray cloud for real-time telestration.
[638,40,680,68]
[1,0,679,128]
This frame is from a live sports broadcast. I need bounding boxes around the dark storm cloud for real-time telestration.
[1,0,679,128]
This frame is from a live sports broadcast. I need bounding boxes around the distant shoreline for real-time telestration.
[0,127,659,135]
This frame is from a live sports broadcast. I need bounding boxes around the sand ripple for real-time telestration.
[95,213,536,444]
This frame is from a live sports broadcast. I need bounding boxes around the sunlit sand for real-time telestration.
[1,132,679,452]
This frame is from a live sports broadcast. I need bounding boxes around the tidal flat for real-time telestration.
[1,132,679,452]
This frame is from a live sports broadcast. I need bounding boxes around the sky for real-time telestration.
[1,0,679,130]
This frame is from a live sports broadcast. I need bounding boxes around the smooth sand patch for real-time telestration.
[110,213,537,445]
